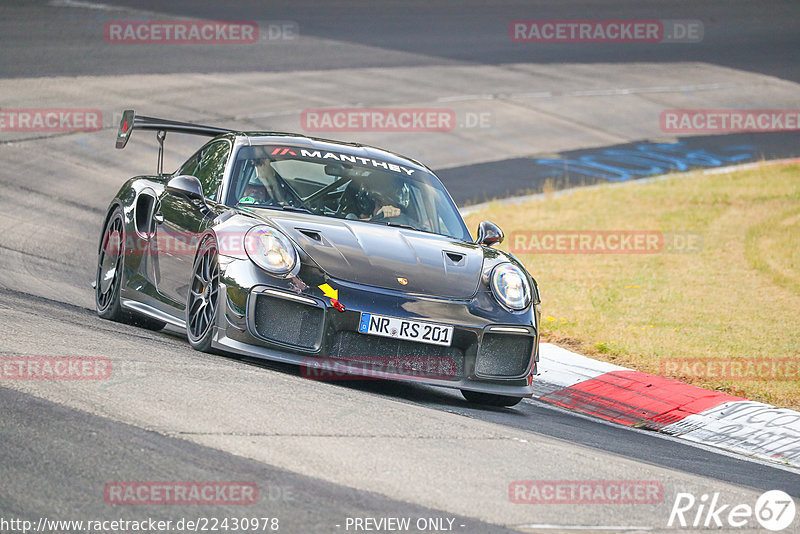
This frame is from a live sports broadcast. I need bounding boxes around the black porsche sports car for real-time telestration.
[96,110,541,406]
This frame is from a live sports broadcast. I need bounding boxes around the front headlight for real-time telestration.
[244,226,297,275]
[490,263,531,310]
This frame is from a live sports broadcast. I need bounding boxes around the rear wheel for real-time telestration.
[461,390,523,407]
[95,207,166,330]
[186,236,220,353]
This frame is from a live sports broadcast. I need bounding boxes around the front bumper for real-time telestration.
[211,258,539,397]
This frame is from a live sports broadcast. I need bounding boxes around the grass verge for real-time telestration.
[463,162,800,409]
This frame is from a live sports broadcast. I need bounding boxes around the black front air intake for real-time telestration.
[253,294,324,350]
[329,331,465,380]
[475,333,534,378]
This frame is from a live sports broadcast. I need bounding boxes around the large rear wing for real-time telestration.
[115,109,234,174]
[115,109,232,149]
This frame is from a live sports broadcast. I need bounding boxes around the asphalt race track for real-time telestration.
[1,1,799,533]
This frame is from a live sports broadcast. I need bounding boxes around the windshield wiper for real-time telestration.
[376,221,416,230]
[278,205,314,214]
[238,203,313,214]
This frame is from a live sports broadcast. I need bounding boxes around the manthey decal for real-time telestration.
[270,146,417,176]
[318,283,345,312]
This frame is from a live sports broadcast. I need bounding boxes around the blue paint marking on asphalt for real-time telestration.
[358,313,371,334]
[535,142,755,182]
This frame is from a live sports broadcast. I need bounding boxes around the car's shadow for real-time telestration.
[236,353,526,413]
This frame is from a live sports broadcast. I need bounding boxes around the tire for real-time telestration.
[186,236,220,353]
[95,206,166,331]
[461,389,524,407]
[95,207,126,322]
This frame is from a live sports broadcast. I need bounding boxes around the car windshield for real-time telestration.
[226,145,471,241]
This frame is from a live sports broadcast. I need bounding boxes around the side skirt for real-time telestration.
[121,298,186,329]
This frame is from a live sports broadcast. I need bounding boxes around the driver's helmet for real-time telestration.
[355,175,410,216]
[353,185,374,217]
[241,180,268,203]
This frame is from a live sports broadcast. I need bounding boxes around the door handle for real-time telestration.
[153,212,164,224]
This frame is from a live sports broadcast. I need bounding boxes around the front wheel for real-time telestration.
[186,236,220,352]
[96,207,126,321]
[461,389,524,407]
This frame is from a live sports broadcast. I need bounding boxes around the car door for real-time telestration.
[154,138,231,308]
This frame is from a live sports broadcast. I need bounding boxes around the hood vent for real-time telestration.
[297,228,322,242]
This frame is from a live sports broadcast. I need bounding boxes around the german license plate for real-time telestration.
[358,313,454,347]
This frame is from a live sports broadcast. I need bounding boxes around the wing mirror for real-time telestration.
[476,221,504,247]
[166,175,204,201]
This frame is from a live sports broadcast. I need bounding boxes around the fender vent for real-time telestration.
[444,251,465,265]
[134,191,157,237]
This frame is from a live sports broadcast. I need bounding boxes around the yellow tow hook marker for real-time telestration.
[318,283,338,300]
[318,283,345,312]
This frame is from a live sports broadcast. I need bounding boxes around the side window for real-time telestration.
[193,140,231,201]
[176,151,201,177]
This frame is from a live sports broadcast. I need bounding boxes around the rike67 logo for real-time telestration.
[669,490,796,531]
